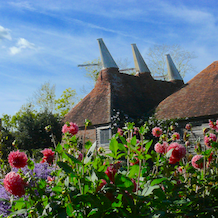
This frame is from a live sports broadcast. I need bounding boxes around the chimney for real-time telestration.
[131,44,151,74]
[97,38,118,69]
[165,54,183,81]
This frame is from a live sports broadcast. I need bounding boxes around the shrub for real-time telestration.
[1,120,218,217]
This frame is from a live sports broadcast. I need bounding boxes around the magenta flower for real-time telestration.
[3,172,26,197]
[209,120,216,130]
[41,148,55,165]
[62,122,79,135]
[8,150,28,169]
[204,133,217,148]
[105,166,117,183]
[171,132,180,141]
[152,127,162,137]
[154,142,169,154]
[185,141,190,147]
[185,124,192,130]
[117,128,124,136]
[192,155,203,169]
[77,151,83,161]
[167,143,186,164]
[133,127,139,135]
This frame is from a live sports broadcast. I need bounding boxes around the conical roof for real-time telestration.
[97,38,118,69]
[166,54,183,81]
[131,44,150,74]
[155,61,218,119]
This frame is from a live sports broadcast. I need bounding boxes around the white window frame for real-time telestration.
[97,126,111,147]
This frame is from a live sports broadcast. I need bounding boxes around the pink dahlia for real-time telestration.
[133,127,139,135]
[154,142,169,154]
[171,132,180,141]
[41,148,55,165]
[167,143,186,164]
[185,124,192,130]
[152,127,162,137]
[209,120,216,130]
[185,141,190,147]
[117,128,124,136]
[204,133,217,148]
[62,122,79,135]
[8,150,28,168]
[4,172,26,197]
[192,155,203,169]
[177,166,183,174]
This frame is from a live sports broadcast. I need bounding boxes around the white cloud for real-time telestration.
[9,38,36,55]
[0,25,12,40]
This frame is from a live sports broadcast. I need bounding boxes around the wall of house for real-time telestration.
[178,116,218,154]
[77,128,97,144]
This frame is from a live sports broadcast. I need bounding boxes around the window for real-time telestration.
[97,126,111,147]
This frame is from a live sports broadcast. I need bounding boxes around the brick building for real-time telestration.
[63,39,184,150]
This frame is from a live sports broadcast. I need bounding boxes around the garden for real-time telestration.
[0,118,218,217]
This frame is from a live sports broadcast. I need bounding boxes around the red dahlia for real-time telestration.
[4,172,26,197]
[41,148,55,165]
[8,150,28,168]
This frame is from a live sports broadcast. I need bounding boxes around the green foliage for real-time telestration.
[13,109,62,153]
[55,88,77,117]
[2,120,218,217]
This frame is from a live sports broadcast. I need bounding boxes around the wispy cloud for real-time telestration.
[8,1,35,11]
[9,38,36,55]
[0,25,12,40]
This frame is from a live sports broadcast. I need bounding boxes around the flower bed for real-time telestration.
[1,120,218,217]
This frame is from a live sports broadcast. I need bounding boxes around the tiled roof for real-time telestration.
[63,68,183,127]
[155,61,218,120]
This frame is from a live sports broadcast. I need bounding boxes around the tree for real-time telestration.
[146,44,196,79]
[25,82,77,117]
[55,88,77,117]
[32,82,56,113]
[14,109,62,153]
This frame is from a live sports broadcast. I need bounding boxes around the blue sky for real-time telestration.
[1,0,218,116]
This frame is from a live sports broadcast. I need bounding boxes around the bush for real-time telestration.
[1,120,218,217]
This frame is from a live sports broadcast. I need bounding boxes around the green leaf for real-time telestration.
[116,153,126,159]
[107,153,115,158]
[109,138,119,155]
[142,181,160,196]
[145,154,152,160]
[129,164,140,178]
[118,143,126,152]
[56,143,63,153]
[145,140,153,153]
[115,174,133,189]
[151,178,167,186]
[66,203,74,217]
[87,208,101,217]
[14,198,26,210]
[65,153,82,164]
[64,144,70,150]
[131,136,137,146]
[27,159,35,170]
[52,186,63,193]
[57,161,74,174]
